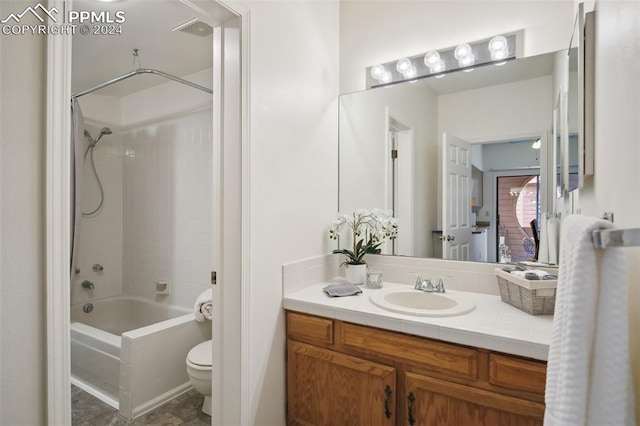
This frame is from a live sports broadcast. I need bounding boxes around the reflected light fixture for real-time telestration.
[424,50,446,77]
[454,43,475,70]
[488,35,509,65]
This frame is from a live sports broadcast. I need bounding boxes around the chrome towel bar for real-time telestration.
[592,228,640,249]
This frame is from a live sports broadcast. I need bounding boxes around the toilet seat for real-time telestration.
[187,340,212,368]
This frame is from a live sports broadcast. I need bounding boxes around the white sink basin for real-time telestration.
[370,287,475,317]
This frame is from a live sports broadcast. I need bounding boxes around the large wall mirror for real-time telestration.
[339,50,570,264]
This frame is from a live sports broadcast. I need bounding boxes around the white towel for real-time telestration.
[544,215,635,426]
[539,215,559,265]
[194,288,213,322]
[547,216,559,265]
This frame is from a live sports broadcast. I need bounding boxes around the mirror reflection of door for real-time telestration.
[442,133,472,260]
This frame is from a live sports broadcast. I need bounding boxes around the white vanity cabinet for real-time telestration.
[470,228,488,262]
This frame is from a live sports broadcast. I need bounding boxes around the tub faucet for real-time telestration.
[81,280,95,290]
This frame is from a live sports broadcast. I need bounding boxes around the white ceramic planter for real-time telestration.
[345,263,367,285]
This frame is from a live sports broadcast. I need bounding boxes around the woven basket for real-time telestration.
[495,268,557,315]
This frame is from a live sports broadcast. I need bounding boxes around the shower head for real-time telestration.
[94,127,112,144]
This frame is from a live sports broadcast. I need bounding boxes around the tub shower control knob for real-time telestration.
[92,264,104,272]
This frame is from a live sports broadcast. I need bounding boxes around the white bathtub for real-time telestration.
[70,296,211,419]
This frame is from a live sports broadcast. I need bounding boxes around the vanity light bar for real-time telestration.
[366,33,517,88]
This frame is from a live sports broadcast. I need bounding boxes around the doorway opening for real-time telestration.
[496,175,540,263]
[47,0,246,424]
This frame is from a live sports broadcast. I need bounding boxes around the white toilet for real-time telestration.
[186,339,212,416]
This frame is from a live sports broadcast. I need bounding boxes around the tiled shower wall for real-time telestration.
[122,109,214,308]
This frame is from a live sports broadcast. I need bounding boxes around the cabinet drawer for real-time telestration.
[287,312,334,345]
[341,322,477,380]
[489,353,547,395]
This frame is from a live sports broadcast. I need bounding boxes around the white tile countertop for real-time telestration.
[283,281,553,361]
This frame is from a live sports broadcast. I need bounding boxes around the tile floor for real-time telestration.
[71,385,211,425]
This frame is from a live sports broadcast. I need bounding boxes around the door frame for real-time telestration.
[45,0,251,424]
[385,112,414,256]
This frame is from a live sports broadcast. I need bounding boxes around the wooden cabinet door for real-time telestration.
[287,340,396,426]
[404,372,544,426]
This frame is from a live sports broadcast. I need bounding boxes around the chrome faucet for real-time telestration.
[410,274,447,293]
[411,274,434,292]
[81,280,95,290]
[433,278,446,293]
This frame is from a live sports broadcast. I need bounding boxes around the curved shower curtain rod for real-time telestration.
[71,68,213,99]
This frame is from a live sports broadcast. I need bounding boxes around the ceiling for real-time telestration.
[72,0,236,97]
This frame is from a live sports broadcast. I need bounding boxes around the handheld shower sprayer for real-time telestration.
[85,127,112,148]
[82,127,112,217]
[94,127,112,145]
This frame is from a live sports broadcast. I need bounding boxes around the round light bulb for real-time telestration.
[491,48,508,61]
[396,58,412,74]
[424,50,441,67]
[488,36,508,53]
[370,64,386,80]
[402,65,417,79]
[489,35,509,62]
[430,59,446,74]
[454,43,473,61]
[458,55,475,67]
[380,70,393,84]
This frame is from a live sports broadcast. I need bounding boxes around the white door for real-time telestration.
[442,133,472,260]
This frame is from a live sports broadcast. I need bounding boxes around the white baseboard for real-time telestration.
[131,382,193,419]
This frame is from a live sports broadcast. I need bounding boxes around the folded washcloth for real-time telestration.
[194,288,213,322]
[323,283,362,297]
[511,269,552,280]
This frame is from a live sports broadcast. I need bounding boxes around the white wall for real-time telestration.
[578,0,640,418]
[340,0,575,93]
[438,76,553,143]
[242,1,339,424]
[0,1,46,423]
[339,81,438,257]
